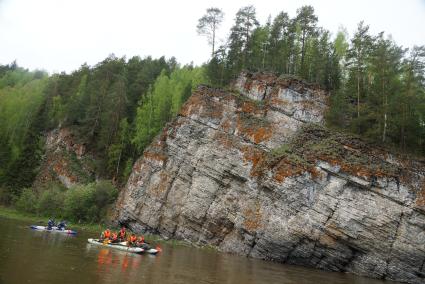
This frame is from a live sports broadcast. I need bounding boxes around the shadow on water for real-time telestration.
[0,217,398,284]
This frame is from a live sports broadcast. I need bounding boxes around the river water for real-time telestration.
[0,217,397,284]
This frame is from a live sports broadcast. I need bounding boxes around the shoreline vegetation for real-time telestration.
[0,205,211,250]
[0,205,104,233]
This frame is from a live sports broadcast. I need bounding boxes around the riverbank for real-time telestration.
[0,205,105,234]
[0,205,200,248]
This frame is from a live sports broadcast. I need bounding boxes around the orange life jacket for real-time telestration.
[104,230,111,238]
[130,235,137,242]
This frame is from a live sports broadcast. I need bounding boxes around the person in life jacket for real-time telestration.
[101,229,111,240]
[47,219,55,230]
[57,221,66,231]
[119,227,126,241]
[135,236,145,248]
[140,236,145,243]
[128,234,137,247]
[110,232,119,243]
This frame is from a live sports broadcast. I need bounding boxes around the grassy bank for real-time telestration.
[0,205,106,234]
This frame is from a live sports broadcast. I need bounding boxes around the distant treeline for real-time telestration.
[0,4,424,207]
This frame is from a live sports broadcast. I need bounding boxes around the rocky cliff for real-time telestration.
[116,72,425,283]
[34,128,95,188]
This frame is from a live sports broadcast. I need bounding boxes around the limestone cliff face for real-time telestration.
[116,72,425,284]
[34,128,95,188]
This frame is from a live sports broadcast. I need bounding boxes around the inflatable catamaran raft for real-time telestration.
[30,225,77,235]
[87,238,159,254]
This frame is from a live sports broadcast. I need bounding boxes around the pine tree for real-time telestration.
[345,21,374,133]
[197,8,224,57]
[294,6,318,78]
[227,6,259,75]
[268,12,291,73]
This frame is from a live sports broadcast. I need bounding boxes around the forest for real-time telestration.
[0,5,424,220]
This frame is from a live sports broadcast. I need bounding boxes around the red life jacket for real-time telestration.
[111,233,118,240]
[119,228,126,238]
[130,235,137,242]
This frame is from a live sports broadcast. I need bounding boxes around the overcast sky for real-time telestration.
[1,0,424,74]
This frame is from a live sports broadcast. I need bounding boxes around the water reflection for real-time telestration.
[29,227,75,245]
[86,244,157,284]
[85,242,393,284]
[1,218,399,284]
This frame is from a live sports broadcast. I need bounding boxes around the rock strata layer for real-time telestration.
[116,72,425,284]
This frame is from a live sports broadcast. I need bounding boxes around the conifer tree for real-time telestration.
[294,6,318,78]
[197,8,224,57]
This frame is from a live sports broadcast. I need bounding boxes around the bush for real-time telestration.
[6,180,118,223]
[37,184,65,217]
[93,180,118,210]
[63,184,95,222]
[0,187,19,205]
[64,180,117,223]
[15,188,37,213]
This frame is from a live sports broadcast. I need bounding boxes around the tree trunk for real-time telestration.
[357,66,360,124]
[115,141,123,177]
[382,75,387,143]
[301,31,306,71]
[212,22,216,57]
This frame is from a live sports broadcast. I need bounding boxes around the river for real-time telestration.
[0,216,398,284]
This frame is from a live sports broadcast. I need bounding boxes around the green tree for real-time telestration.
[268,12,292,73]
[197,7,224,57]
[368,33,404,142]
[345,21,374,133]
[397,46,425,152]
[132,67,207,152]
[294,5,318,77]
[227,6,259,75]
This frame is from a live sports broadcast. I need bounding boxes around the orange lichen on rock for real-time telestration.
[321,157,387,180]
[241,145,267,177]
[241,101,257,113]
[143,151,167,164]
[132,158,145,173]
[250,126,272,144]
[179,87,226,118]
[182,90,224,120]
[179,93,203,117]
[273,159,305,182]
[243,203,263,231]
[236,115,272,144]
[253,82,267,94]
[309,167,324,180]
[205,101,224,120]
[220,119,232,132]
[269,97,290,107]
